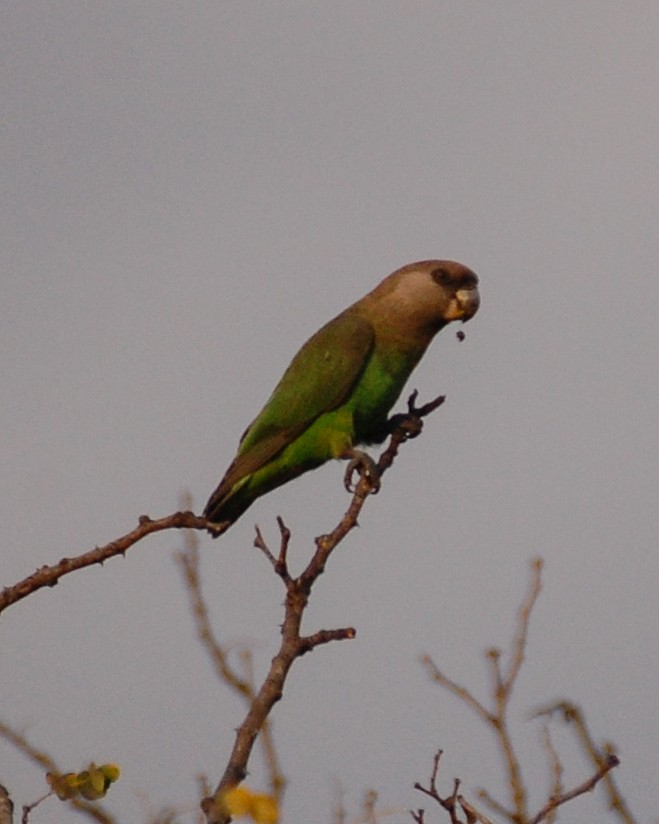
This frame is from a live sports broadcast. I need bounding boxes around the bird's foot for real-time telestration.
[343,450,381,495]
[385,413,424,440]
[385,391,446,440]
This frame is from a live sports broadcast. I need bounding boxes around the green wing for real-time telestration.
[218,310,374,492]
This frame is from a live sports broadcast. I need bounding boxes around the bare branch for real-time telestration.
[528,754,619,824]
[484,558,543,821]
[253,518,293,582]
[421,657,494,726]
[532,701,635,824]
[458,796,496,824]
[419,560,630,824]
[200,561,355,823]
[0,511,210,617]
[539,723,562,824]
[502,557,543,693]
[413,750,463,824]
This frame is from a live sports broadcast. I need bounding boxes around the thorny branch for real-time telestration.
[0,511,209,617]
[201,392,444,824]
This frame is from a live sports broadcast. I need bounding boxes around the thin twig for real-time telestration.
[532,701,635,824]
[502,557,543,693]
[458,796,496,824]
[528,755,619,824]
[421,657,494,725]
[413,750,463,824]
[539,723,562,824]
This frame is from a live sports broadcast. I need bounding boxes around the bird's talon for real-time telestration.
[344,452,381,494]
[399,415,423,440]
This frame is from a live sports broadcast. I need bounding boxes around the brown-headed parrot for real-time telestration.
[203,260,480,534]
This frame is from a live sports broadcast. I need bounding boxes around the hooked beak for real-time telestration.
[447,287,480,322]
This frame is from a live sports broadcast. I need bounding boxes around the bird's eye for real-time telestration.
[430,267,452,286]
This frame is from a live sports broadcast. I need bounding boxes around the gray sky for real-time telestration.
[2,3,658,822]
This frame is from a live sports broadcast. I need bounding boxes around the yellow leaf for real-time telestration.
[78,766,107,800]
[221,786,279,823]
[99,763,120,783]
[47,762,120,802]
[78,762,120,799]
[222,785,254,817]
[46,772,81,800]
[252,793,279,824]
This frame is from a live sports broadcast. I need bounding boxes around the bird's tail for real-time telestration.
[202,478,254,538]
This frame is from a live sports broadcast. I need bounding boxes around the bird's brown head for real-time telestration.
[372,259,480,331]
[427,260,480,323]
[356,259,480,347]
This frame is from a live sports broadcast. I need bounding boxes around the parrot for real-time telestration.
[203,259,480,534]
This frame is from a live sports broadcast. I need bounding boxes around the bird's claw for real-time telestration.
[344,451,381,495]
[386,413,424,440]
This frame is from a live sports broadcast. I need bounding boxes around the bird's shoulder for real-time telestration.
[235,309,375,457]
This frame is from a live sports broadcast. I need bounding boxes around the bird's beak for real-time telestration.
[447,287,480,322]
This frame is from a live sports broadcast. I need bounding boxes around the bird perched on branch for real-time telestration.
[203,259,480,535]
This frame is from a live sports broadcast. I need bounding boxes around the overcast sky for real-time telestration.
[2,3,659,823]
